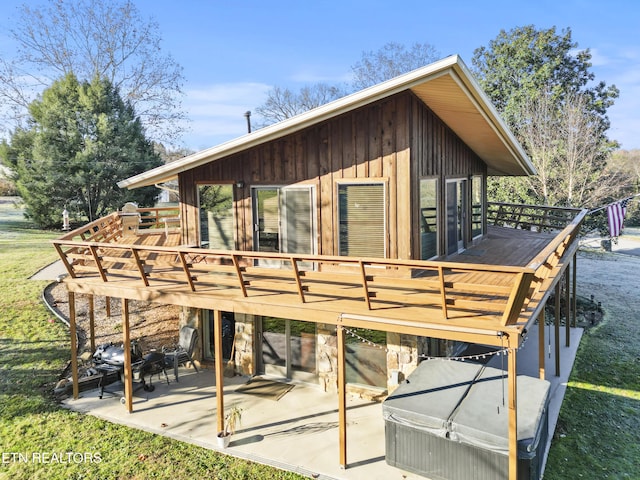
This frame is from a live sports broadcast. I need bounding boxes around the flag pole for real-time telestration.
[587,192,640,215]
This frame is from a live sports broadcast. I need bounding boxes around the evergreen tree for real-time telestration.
[0,73,162,228]
[472,26,620,208]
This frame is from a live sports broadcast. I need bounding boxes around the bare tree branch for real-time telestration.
[1,0,185,143]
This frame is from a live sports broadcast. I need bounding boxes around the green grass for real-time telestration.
[0,199,304,480]
[544,277,640,478]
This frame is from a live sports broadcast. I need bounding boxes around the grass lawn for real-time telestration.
[544,258,640,479]
[0,198,304,480]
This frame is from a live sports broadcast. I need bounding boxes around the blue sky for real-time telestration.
[2,0,639,151]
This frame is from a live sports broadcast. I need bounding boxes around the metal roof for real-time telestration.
[119,55,534,190]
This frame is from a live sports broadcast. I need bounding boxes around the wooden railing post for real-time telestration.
[89,245,108,282]
[290,257,306,303]
[177,251,196,292]
[501,271,535,326]
[130,248,149,286]
[438,265,448,319]
[231,254,248,297]
[359,261,372,310]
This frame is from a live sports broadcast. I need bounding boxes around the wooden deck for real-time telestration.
[52,205,586,350]
[52,203,586,480]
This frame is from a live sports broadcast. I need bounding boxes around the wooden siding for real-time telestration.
[178,91,486,262]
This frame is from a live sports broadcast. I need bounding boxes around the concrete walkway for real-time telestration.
[62,324,581,480]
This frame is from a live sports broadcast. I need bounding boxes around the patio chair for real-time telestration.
[163,326,199,382]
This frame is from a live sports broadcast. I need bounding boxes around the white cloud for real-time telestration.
[180,81,272,151]
[587,48,611,67]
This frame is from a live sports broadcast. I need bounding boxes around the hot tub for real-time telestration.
[383,360,549,480]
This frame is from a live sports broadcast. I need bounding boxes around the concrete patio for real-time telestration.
[62,325,582,480]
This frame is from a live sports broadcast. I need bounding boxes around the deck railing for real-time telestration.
[51,204,586,329]
[53,240,536,327]
[487,202,582,232]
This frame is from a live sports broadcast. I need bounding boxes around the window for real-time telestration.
[419,178,438,259]
[344,328,387,388]
[338,183,385,258]
[252,186,316,265]
[198,184,234,249]
[472,175,483,239]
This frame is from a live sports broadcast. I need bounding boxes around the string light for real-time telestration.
[342,327,529,361]
[343,327,389,352]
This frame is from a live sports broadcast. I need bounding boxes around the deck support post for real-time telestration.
[213,309,225,434]
[572,254,578,327]
[538,309,545,380]
[69,291,79,400]
[565,269,571,347]
[88,294,96,353]
[508,345,518,480]
[121,298,133,413]
[555,282,561,377]
[337,324,347,469]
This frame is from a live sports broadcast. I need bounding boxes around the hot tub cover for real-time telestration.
[383,360,549,455]
[382,361,484,438]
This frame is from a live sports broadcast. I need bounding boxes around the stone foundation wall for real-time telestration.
[233,314,254,376]
[386,332,419,393]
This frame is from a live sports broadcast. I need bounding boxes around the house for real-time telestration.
[52,55,585,480]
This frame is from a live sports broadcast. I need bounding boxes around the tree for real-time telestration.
[351,41,440,90]
[0,73,162,228]
[609,149,640,226]
[254,84,347,127]
[490,89,626,209]
[472,26,620,209]
[0,0,185,143]
[472,26,618,137]
[255,41,440,126]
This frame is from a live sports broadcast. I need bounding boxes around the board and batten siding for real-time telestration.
[178,90,486,260]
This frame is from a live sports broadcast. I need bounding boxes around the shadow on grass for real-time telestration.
[546,386,640,478]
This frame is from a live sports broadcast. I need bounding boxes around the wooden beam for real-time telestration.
[88,294,96,353]
[572,254,577,328]
[231,255,248,297]
[89,245,108,282]
[538,309,545,380]
[69,291,79,399]
[438,265,448,319]
[501,271,534,325]
[53,243,77,278]
[177,252,196,292]
[337,324,347,469]
[213,309,225,433]
[555,282,561,377]
[130,248,149,287]
[290,257,306,303]
[565,270,570,347]
[508,346,518,480]
[122,298,133,413]
[359,261,372,310]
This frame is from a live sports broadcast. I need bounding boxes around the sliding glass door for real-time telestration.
[258,317,317,382]
[252,186,315,265]
[446,179,467,256]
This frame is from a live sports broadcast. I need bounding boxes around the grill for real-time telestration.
[92,341,169,402]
